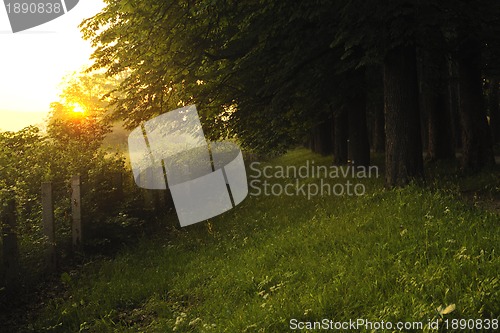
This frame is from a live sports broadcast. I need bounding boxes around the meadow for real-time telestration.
[27,149,499,332]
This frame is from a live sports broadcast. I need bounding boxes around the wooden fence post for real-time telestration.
[157,188,166,211]
[137,171,155,211]
[42,182,56,271]
[71,175,82,251]
[2,192,19,290]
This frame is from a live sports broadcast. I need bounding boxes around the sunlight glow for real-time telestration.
[72,104,85,114]
[0,1,106,132]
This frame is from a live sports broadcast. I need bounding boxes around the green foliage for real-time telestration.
[46,70,121,149]
[32,149,499,332]
[80,0,500,156]
[80,1,359,154]
[0,113,127,292]
[0,74,129,290]
[0,127,49,239]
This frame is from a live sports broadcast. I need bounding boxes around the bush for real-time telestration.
[0,126,134,295]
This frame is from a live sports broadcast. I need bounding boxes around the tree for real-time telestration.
[346,68,370,166]
[418,47,455,161]
[81,0,500,185]
[445,0,498,171]
[487,79,500,144]
[366,66,385,153]
[47,70,115,150]
[308,117,334,156]
[455,36,495,171]
[333,107,348,165]
[81,1,360,155]
[334,0,425,186]
[384,45,424,186]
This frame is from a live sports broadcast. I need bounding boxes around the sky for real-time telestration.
[0,0,106,132]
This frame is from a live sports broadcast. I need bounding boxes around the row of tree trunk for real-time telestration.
[308,41,499,186]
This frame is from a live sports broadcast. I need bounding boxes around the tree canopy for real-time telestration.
[81,0,500,183]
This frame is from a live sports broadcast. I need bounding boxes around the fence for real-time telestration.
[0,171,173,292]
[1,173,120,291]
[0,176,84,289]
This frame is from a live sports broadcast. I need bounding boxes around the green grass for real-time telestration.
[31,149,499,332]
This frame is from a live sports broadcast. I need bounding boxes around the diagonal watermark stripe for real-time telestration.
[3,0,79,33]
[128,105,248,227]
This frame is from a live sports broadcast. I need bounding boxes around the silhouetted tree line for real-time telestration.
[81,0,500,186]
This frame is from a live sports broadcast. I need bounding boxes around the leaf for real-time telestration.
[438,303,456,315]
[60,272,72,284]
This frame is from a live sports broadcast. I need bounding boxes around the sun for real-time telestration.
[72,103,86,114]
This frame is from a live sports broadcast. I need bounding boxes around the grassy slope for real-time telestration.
[32,149,499,332]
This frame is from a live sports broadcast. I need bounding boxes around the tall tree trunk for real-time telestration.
[448,56,462,150]
[310,116,334,156]
[427,92,454,160]
[333,107,348,165]
[418,52,429,154]
[367,65,385,153]
[419,49,455,161]
[372,103,385,153]
[347,69,370,166]
[384,45,424,187]
[488,78,500,144]
[457,37,495,172]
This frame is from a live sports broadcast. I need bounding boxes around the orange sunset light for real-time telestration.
[72,104,86,114]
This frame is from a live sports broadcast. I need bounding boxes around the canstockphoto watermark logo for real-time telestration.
[3,0,79,33]
[128,105,248,227]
